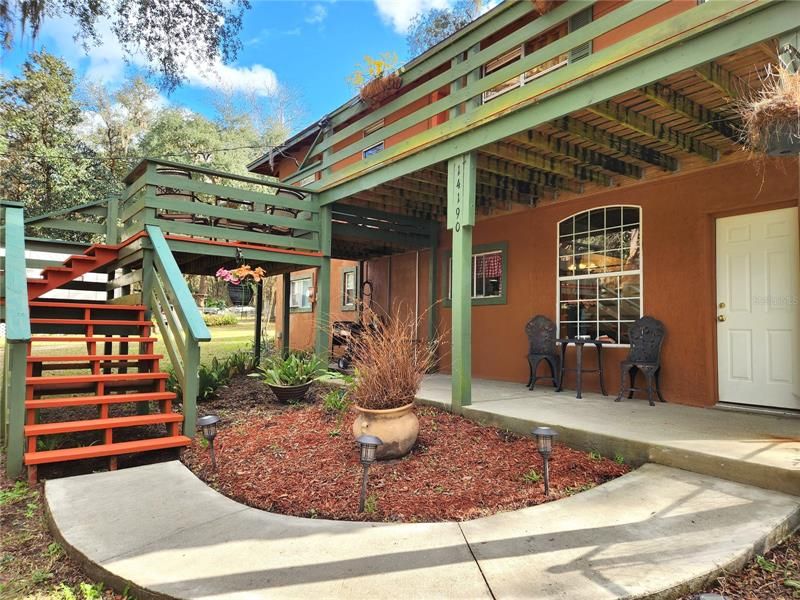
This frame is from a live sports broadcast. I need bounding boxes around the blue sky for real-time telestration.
[1,0,458,135]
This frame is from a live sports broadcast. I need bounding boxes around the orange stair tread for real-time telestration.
[27,372,168,385]
[30,336,156,343]
[30,318,151,326]
[26,391,175,409]
[27,354,162,363]
[29,301,145,311]
[25,413,183,436]
[24,436,191,465]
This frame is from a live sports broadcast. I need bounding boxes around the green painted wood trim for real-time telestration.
[106,196,120,245]
[146,225,212,342]
[24,198,109,224]
[340,266,358,311]
[318,0,788,204]
[163,238,323,268]
[141,216,320,252]
[332,223,431,247]
[314,0,664,171]
[151,278,185,384]
[31,218,105,234]
[287,160,324,186]
[282,273,291,356]
[315,257,331,358]
[441,241,508,308]
[120,196,146,224]
[144,196,320,233]
[141,172,317,212]
[0,200,23,208]
[125,158,314,194]
[2,206,31,342]
[4,343,27,477]
[182,342,201,437]
[1,342,7,445]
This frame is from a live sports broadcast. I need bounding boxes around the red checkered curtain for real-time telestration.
[484,253,502,278]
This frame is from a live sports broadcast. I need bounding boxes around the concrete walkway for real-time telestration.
[418,375,800,496]
[47,461,799,600]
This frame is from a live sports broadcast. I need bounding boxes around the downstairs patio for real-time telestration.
[417,375,800,496]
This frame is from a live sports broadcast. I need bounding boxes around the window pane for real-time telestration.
[620,275,640,298]
[605,250,622,272]
[623,207,639,226]
[598,299,618,322]
[578,279,597,300]
[560,280,578,302]
[598,276,620,299]
[598,321,619,344]
[606,206,623,229]
[574,211,589,234]
[620,298,640,320]
[559,236,574,257]
[619,321,635,344]
[559,219,573,237]
[589,209,605,231]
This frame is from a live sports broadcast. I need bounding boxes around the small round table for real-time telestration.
[556,338,609,399]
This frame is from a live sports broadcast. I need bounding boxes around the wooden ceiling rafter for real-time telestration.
[477,153,584,194]
[401,168,544,204]
[511,129,644,179]
[550,115,679,171]
[587,100,720,161]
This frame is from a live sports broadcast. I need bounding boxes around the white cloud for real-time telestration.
[184,59,280,97]
[373,0,453,33]
[305,4,328,24]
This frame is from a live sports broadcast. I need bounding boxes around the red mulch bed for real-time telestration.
[183,403,628,522]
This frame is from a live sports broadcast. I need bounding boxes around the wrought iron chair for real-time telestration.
[615,316,666,406]
[525,315,560,390]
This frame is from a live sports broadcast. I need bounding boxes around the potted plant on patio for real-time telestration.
[736,58,800,156]
[347,310,437,460]
[255,352,328,402]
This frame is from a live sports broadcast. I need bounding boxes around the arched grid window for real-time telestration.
[557,206,642,344]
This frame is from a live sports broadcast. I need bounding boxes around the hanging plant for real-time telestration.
[736,63,800,156]
[531,0,556,15]
[348,53,403,108]
[216,265,265,306]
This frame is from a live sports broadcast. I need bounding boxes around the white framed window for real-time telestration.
[362,141,384,158]
[342,268,357,309]
[290,277,313,311]
[447,246,506,303]
[557,206,642,345]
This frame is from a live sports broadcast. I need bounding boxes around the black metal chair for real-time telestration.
[525,315,560,390]
[615,316,666,406]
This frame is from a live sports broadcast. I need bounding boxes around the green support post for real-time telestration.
[182,342,200,438]
[254,280,264,366]
[314,203,332,359]
[105,196,120,245]
[447,153,476,411]
[282,273,291,357]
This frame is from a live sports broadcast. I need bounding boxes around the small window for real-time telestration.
[447,245,506,304]
[362,141,384,159]
[342,268,357,310]
[290,277,313,311]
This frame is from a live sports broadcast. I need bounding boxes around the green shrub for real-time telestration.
[323,388,350,414]
[203,313,239,327]
[256,352,327,386]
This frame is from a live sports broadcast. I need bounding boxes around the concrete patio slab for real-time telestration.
[417,375,800,496]
[46,461,799,600]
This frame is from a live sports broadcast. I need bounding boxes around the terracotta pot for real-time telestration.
[268,381,312,403]
[352,403,419,460]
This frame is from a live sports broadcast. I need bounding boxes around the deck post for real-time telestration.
[447,152,476,411]
[428,227,439,360]
[282,273,291,356]
[315,203,332,359]
[105,196,120,245]
[254,280,264,365]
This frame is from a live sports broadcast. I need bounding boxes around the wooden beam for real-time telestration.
[551,116,678,171]
[587,101,720,161]
[512,130,643,179]
[485,140,615,186]
[478,154,584,194]
[693,61,747,100]
[639,82,740,142]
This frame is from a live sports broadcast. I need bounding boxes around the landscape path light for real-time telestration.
[356,434,383,512]
[198,415,221,470]
[532,426,557,496]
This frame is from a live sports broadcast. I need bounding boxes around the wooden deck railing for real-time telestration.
[286,0,774,202]
[1,200,31,476]
[122,159,320,253]
[145,225,211,436]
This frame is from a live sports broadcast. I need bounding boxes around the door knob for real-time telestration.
[717,315,726,322]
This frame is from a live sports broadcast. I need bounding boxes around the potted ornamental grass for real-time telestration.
[737,62,800,156]
[347,310,437,460]
[255,352,327,402]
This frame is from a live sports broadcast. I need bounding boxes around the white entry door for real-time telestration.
[716,207,800,410]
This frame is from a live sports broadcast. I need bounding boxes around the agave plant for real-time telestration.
[256,352,328,387]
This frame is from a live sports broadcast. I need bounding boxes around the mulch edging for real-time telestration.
[183,401,629,522]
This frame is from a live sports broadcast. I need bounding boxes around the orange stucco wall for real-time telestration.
[365,159,800,407]
[276,259,359,350]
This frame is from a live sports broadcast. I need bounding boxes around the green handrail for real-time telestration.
[1,200,30,478]
[145,224,210,436]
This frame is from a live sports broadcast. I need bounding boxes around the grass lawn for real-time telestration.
[0,322,275,374]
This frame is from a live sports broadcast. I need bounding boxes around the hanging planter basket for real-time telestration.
[531,0,556,15]
[227,282,254,306]
[359,72,402,108]
[737,65,800,156]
